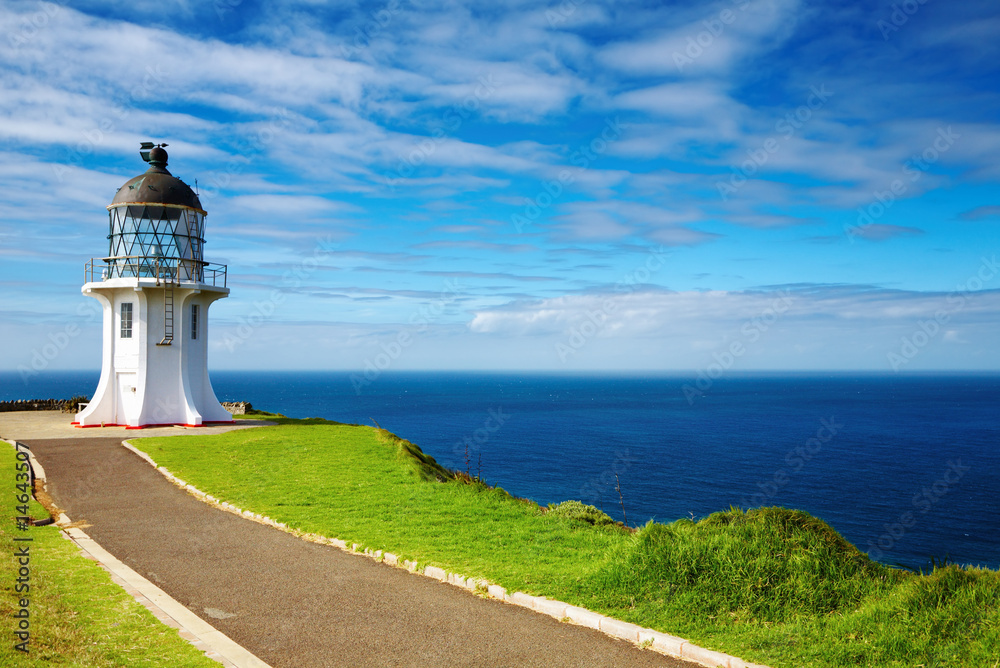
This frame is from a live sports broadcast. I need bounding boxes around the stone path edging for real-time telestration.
[5,439,272,668]
[122,439,771,668]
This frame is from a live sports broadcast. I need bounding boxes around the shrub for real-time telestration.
[548,500,616,526]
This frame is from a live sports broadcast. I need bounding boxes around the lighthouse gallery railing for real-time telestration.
[84,256,227,288]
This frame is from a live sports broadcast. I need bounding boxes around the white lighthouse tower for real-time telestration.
[75,143,232,428]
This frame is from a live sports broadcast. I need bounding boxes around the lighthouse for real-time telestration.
[75,143,232,428]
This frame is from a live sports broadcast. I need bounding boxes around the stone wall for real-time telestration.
[2,398,255,416]
[0,399,83,413]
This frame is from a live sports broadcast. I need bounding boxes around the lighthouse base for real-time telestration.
[74,278,232,429]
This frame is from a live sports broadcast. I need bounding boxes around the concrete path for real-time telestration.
[9,415,698,667]
[0,409,275,440]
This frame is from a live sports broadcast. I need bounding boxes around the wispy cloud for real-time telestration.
[959,205,1000,221]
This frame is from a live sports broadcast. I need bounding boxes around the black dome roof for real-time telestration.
[110,147,203,211]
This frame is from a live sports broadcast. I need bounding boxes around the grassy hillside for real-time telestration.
[136,418,1000,667]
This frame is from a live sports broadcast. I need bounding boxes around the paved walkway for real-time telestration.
[0,409,276,439]
[5,414,696,667]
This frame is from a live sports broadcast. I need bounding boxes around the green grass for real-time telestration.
[0,444,221,667]
[145,418,623,590]
[136,419,1000,668]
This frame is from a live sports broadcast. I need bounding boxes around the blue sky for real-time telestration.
[2,0,999,375]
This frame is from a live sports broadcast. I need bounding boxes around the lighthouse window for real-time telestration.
[191,304,199,340]
[120,303,133,339]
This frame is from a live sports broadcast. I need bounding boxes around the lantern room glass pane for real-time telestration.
[106,205,206,281]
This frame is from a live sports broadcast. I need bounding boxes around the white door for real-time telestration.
[116,372,137,425]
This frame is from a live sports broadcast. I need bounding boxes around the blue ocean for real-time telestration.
[5,370,999,571]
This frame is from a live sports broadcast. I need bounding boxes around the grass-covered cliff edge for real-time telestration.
[135,416,1000,668]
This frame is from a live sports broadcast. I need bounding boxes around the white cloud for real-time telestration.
[614,82,739,118]
[598,0,802,76]
[466,285,1000,369]
[469,285,1000,333]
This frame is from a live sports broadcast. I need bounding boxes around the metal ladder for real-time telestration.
[158,288,174,346]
